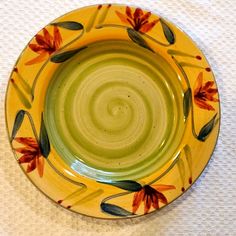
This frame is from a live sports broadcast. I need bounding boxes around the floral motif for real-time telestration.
[132,184,175,214]
[115,7,159,33]
[14,137,44,177]
[25,26,62,65]
[194,72,219,111]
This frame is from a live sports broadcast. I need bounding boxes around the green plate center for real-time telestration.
[44,40,185,181]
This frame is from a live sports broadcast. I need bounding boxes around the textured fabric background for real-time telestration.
[0,0,236,235]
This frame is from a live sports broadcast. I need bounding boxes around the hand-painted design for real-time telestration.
[99,180,175,216]
[50,46,87,63]
[127,28,153,52]
[86,4,103,32]
[14,137,44,177]
[30,22,84,101]
[179,62,211,72]
[50,21,83,30]
[176,145,192,192]
[10,110,25,142]
[101,202,134,217]
[171,55,219,142]
[115,7,159,33]
[25,26,62,65]
[197,114,218,141]
[67,189,103,209]
[194,72,219,111]
[167,49,202,60]
[177,157,186,192]
[10,110,38,143]
[184,145,193,184]
[183,88,192,122]
[99,180,142,192]
[39,113,50,158]
[10,67,32,108]
[10,79,31,109]
[97,4,112,26]
[57,187,103,209]
[11,110,51,177]
[132,184,175,214]
[168,50,210,71]
[160,19,175,44]
[13,68,31,95]
[57,186,87,205]
[11,110,89,184]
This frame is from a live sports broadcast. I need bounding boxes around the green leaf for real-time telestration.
[51,21,83,30]
[197,114,217,141]
[39,113,50,158]
[101,203,133,217]
[127,28,153,52]
[99,180,142,192]
[10,110,25,142]
[183,88,192,121]
[50,47,87,63]
[160,19,175,44]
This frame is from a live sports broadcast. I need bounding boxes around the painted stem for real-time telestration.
[24,111,39,143]
[147,151,181,185]
[101,191,131,204]
[46,158,86,188]
[172,56,198,139]
[31,29,85,101]
[96,24,170,47]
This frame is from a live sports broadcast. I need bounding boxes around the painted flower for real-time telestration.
[115,7,159,33]
[14,137,44,177]
[194,72,219,111]
[25,26,62,65]
[132,184,175,214]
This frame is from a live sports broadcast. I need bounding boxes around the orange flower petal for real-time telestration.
[133,8,143,19]
[43,28,53,46]
[25,52,48,65]
[203,81,214,90]
[14,147,36,155]
[157,192,168,205]
[127,18,135,28]
[18,154,34,164]
[207,88,218,95]
[115,11,130,24]
[152,184,176,192]
[194,98,215,111]
[36,156,44,177]
[140,11,151,22]
[26,158,37,173]
[28,44,45,54]
[140,19,159,33]
[144,194,152,214]
[14,137,39,149]
[132,189,144,213]
[152,193,159,209]
[126,6,133,19]
[35,34,48,47]
[206,96,219,102]
[53,26,62,50]
[194,72,203,95]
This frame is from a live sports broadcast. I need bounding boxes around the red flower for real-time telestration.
[14,137,44,177]
[115,7,159,33]
[194,72,219,111]
[132,184,175,214]
[25,26,62,65]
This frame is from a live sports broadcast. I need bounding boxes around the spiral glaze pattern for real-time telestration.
[44,40,185,181]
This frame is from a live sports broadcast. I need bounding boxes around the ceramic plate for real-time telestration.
[5,4,220,219]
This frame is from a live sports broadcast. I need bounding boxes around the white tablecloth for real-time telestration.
[0,0,235,235]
